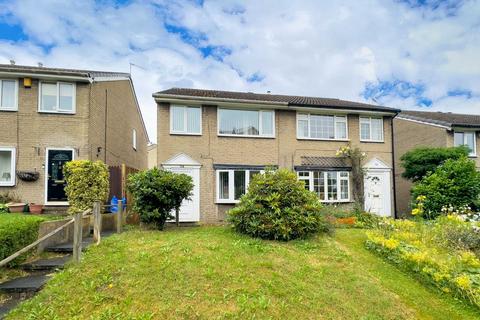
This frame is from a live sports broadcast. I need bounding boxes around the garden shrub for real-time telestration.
[401,146,469,181]
[0,214,45,266]
[366,218,480,309]
[411,157,480,219]
[127,168,193,230]
[431,216,480,255]
[64,160,109,213]
[228,169,332,241]
[0,203,8,213]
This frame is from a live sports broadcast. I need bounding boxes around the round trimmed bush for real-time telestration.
[228,169,331,241]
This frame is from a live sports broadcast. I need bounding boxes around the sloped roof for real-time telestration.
[294,156,351,171]
[398,110,480,128]
[0,64,130,80]
[154,88,400,113]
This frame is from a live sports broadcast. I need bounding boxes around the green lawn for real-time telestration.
[6,227,480,319]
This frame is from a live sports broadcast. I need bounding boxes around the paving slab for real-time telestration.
[0,273,50,294]
[21,255,71,271]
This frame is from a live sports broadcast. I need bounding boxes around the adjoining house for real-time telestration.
[153,88,400,223]
[393,110,480,216]
[0,64,149,209]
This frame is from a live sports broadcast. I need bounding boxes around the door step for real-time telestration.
[21,255,71,271]
[0,272,50,294]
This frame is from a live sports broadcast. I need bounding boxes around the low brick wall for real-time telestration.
[37,217,90,252]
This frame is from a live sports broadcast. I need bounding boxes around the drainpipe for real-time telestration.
[391,116,398,219]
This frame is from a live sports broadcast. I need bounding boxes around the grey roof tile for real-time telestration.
[399,110,480,128]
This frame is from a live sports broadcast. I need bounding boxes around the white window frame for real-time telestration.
[216,169,264,203]
[296,112,349,141]
[297,170,350,203]
[38,81,76,114]
[359,116,384,142]
[454,131,477,157]
[0,79,18,111]
[217,108,275,138]
[132,129,137,150]
[169,105,202,135]
[0,147,16,186]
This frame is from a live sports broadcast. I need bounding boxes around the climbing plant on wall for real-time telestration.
[336,145,367,211]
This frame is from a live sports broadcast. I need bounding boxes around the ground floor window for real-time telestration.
[216,169,262,203]
[0,147,15,186]
[297,170,350,202]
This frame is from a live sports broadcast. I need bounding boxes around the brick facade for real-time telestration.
[157,103,395,223]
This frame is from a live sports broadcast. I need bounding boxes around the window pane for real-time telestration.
[234,170,246,200]
[219,109,259,136]
[59,83,73,111]
[298,119,308,138]
[454,132,464,147]
[311,115,334,139]
[465,132,475,154]
[335,117,347,139]
[371,118,383,140]
[0,150,12,183]
[302,178,310,190]
[132,129,137,149]
[186,107,201,133]
[340,173,349,200]
[1,80,15,109]
[41,83,57,111]
[360,121,370,140]
[327,172,337,200]
[313,171,325,200]
[219,172,229,200]
[261,111,274,135]
[171,106,185,132]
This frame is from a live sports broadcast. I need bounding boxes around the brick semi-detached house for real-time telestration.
[394,110,480,216]
[0,64,148,208]
[154,88,400,223]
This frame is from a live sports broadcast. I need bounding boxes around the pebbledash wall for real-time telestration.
[393,118,480,217]
[157,103,395,224]
[0,78,148,205]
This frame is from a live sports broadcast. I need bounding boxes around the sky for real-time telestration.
[0,0,479,142]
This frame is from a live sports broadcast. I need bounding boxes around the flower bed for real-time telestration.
[366,217,480,309]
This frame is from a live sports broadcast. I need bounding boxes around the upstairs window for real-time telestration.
[454,131,476,156]
[297,113,347,140]
[0,79,17,111]
[360,117,384,142]
[0,147,15,186]
[218,108,274,137]
[39,82,75,113]
[170,105,201,135]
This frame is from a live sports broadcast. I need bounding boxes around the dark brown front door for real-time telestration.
[47,149,73,202]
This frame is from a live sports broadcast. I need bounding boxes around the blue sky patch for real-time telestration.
[0,21,27,41]
[363,79,432,107]
[447,89,472,99]
[247,72,265,83]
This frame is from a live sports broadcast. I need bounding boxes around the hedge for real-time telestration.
[0,214,45,266]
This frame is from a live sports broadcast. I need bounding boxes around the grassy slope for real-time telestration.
[7,227,480,320]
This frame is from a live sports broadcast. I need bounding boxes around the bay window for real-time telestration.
[0,147,15,186]
[170,105,202,135]
[360,117,383,142]
[218,108,274,137]
[298,171,350,202]
[216,169,262,203]
[39,81,75,113]
[0,79,17,111]
[297,113,347,140]
[454,131,476,156]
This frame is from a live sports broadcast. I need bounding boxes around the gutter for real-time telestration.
[0,71,91,82]
[391,114,398,219]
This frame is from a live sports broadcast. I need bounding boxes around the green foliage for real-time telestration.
[366,218,480,309]
[0,214,45,265]
[0,203,8,213]
[127,168,194,230]
[411,157,480,219]
[400,146,469,182]
[64,160,109,213]
[228,169,332,241]
[353,211,385,229]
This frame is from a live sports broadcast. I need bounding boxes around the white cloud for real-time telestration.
[0,0,479,141]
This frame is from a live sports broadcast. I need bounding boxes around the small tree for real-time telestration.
[411,157,480,219]
[401,146,469,182]
[64,160,109,213]
[127,168,193,230]
[228,169,331,241]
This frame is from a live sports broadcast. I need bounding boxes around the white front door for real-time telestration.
[164,166,200,222]
[364,171,391,217]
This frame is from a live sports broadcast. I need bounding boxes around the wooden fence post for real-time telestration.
[117,203,123,234]
[176,207,180,227]
[93,201,101,245]
[73,212,83,263]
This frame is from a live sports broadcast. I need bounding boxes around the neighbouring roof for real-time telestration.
[398,110,480,128]
[295,157,351,171]
[154,88,400,113]
[0,64,130,80]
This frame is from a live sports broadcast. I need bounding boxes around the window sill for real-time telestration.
[218,134,275,139]
[0,183,15,187]
[0,108,18,112]
[170,132,202,136]
[321,200,353,203]
[360,139,384,143]
[38,110,76,115]
[297,137,350,142]
[216,200,240,204]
